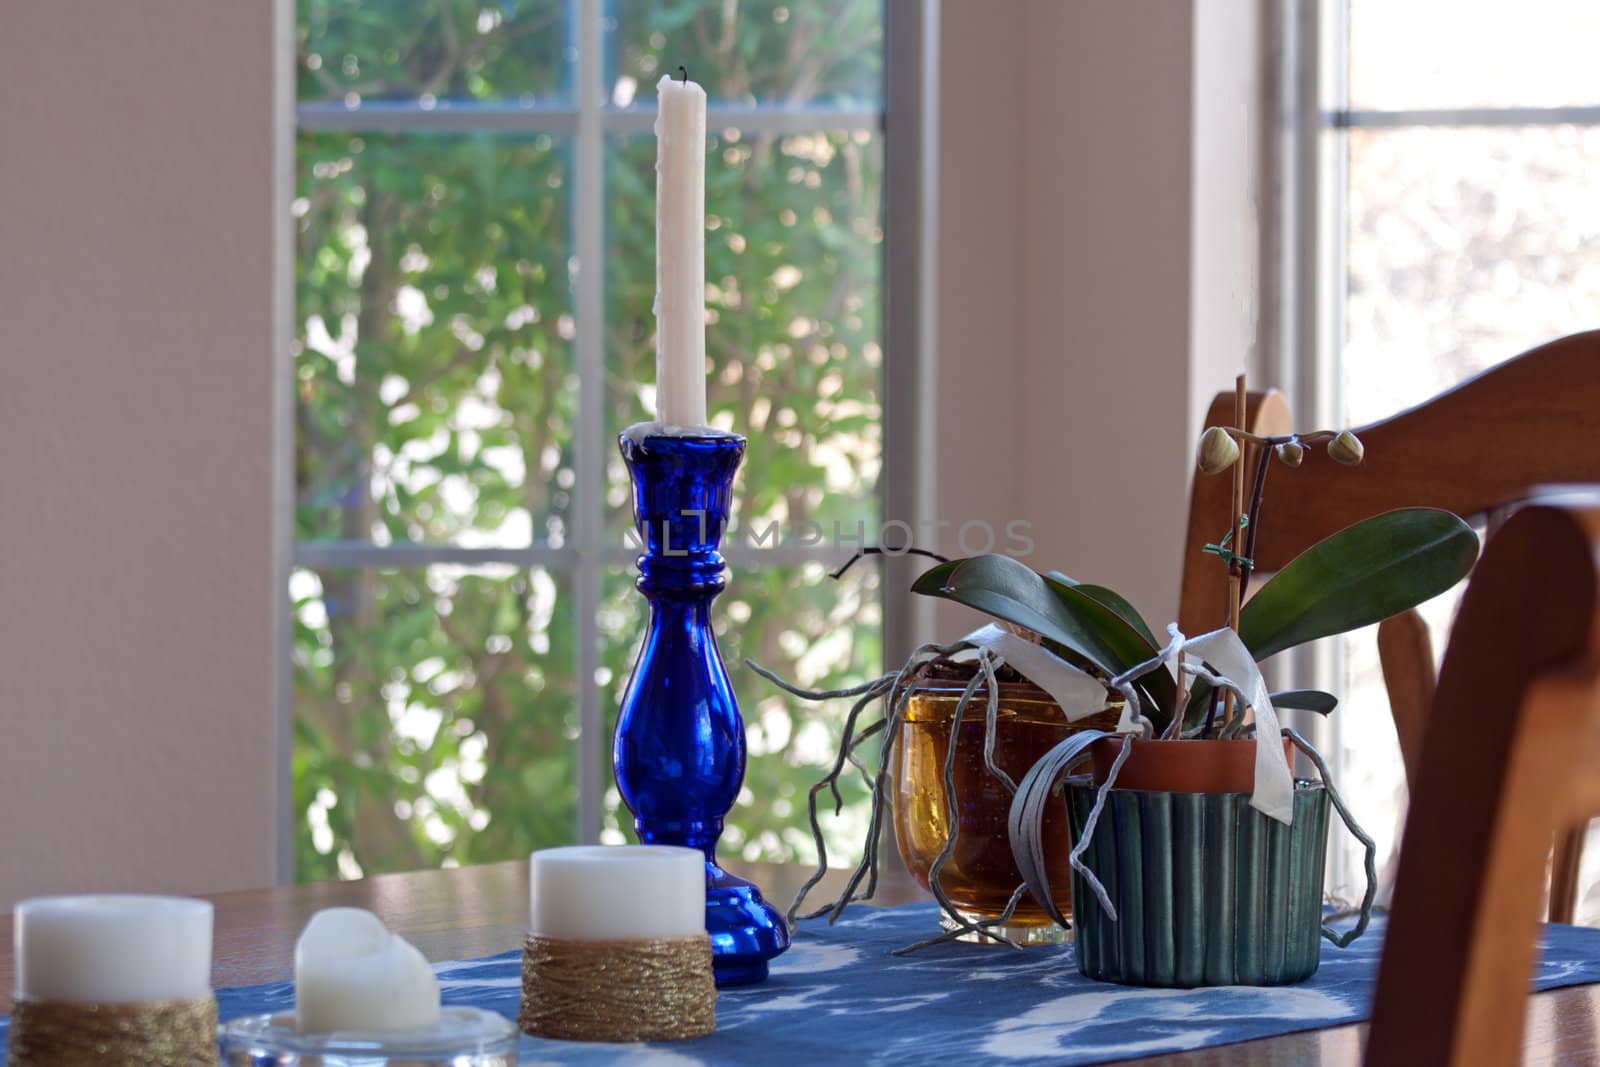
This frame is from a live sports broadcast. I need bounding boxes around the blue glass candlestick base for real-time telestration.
[613,425,790,987]
[705,861,790,985]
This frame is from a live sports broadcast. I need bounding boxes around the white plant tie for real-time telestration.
[1181,627,1296,824]
[965,619,1294,824]
[963,624,1114,721]
[1107,625,1184,737]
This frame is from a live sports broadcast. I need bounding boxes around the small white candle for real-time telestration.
[654,73,709,428]
[14,895,213,1003]
[294,908,441,1034]
[530,845,704,941]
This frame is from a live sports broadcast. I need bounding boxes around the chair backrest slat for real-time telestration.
[1178,330,1600,636]
[1368,498,1600,1065]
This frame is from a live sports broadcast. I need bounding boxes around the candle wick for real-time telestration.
[677,65,688,84]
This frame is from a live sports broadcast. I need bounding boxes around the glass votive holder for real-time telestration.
[219,1006,519,1066]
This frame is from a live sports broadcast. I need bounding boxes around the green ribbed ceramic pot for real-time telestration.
[1064,778,1331,987]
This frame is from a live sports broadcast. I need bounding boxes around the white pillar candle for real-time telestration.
[294,908,441,1034]
[654,72,709,428]
[530,845,704,941]
[14,895,213,1003]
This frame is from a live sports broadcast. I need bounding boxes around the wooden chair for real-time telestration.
[1178,330,1600,921]
[1366,495,1600,1065]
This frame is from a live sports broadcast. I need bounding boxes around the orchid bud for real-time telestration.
[1327,430,1365,466]
[1275,441,1305,468]
[1197,427,1240,475]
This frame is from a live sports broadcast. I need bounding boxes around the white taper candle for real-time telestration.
[653,73,709,428]
[530,845,704,941]
[14,895,213,1003]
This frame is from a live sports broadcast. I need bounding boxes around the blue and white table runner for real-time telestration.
[5,902,1600,1064]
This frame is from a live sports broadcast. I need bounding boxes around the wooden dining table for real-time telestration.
[3,859,1598,1064]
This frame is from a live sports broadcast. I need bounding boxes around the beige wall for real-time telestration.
[931,0,1261,637]
[0,3,291,907]
[1191,0,1264,434]
[928,0,1028,581]
[0,0,1258,906]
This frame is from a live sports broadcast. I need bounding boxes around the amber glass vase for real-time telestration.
[893,677,1120,944]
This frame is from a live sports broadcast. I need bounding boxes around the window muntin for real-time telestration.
[292,1,888,880]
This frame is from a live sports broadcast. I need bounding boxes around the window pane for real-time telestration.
[296,132,576,548]
[1332,582,1468,902]
[602,130,884,546]
[599,562,882,865]
[608,0,883,108]
[1343,125,1600,426]
[1349,0,1600,110]
[1336,120,1600,901]
[293,565,577,882]
[1575,818,1600,923]
[299,0,568,105]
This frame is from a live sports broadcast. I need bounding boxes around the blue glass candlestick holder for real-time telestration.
[613,425,791,987]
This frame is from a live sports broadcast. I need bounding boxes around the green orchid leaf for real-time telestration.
[910,561,1105,675]
[909,559,960,597]
[1047,573,1162,649]
[911,556,1176,726]
[1043,573,1177,723]
[1174,683,1337,731]
[1182,677,1216,729]
[1269,689,1340,715]
[1042,575,1177,722]
[1240,507,1478,662]
[911,555,1120,673]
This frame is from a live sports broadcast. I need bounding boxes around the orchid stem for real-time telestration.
[1223,428,1340,448]
[1238,437,1273,602]
[1224,375,1247,726]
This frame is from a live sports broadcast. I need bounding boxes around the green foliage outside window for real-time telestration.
[292,0,885,882]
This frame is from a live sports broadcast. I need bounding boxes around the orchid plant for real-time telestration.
[753,382,1479,950]
[914,463,1475,738]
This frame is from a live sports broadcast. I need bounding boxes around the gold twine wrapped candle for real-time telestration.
[520,845,717,1043]
[6,997,219,1067]
[9,895,219,1067]
[519,933,716,1042]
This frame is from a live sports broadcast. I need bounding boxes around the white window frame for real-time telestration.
[287,0,931,856]
[1269,0,1600,447]
[1264,0,1600,893]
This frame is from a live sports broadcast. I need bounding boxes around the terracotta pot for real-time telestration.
[1088,736,1296,794]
